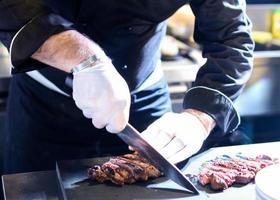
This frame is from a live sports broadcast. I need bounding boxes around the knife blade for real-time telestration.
[65,76,199,194]
[119,123,199,194]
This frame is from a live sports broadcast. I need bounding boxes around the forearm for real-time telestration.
[31,30,107,72]
[190,0,254,100]
[183,0,253,134]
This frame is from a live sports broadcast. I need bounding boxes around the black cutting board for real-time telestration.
[56,157,207,200]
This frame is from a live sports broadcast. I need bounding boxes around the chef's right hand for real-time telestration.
[30,30,130,132]
[72,59,131,133]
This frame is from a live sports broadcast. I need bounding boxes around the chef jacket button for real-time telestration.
[122,65,128,69]
[128,27,133,31]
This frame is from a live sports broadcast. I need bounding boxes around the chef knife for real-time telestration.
[119,123,199,194]
[65,76,199,194]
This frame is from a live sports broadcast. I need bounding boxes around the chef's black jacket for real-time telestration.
[0,0,254,134]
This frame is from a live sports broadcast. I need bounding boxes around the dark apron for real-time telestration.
[3,74,171,174]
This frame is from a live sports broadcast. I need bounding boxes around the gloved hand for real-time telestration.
[141,110,215,164]
[72,60,131,133]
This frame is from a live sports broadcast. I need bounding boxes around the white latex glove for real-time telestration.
[141,111,214,164]
[73,61,131,133]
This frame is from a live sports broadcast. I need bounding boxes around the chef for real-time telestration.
[0,0,254,173]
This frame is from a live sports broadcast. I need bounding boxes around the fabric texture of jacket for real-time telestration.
[0,0,254,135]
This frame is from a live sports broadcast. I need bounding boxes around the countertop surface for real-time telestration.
[2,141,280,200]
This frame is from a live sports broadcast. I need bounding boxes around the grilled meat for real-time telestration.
[198,154,279,190]
[88,152,162,185]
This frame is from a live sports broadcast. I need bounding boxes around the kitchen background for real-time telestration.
[1,0,280,174]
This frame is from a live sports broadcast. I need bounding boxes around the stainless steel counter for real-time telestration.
[0,44,11,78]
[162,50,280,116]
[0,43,11,110]
[234,51,280,116]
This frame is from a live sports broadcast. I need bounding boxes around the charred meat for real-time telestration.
[88,152,162,185]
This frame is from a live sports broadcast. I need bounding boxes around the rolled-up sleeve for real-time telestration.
[184,0,254,134]
[0,0,74,73]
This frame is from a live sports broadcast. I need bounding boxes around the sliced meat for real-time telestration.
[198,154,279,190]
[210,173,228,190]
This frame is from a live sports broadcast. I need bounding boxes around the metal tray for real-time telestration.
[56,157,206,200]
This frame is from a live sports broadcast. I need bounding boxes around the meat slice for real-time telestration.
[198,154,279,190]
[198,163,237,190]
[88,152,162,185]
[210,173,229,190]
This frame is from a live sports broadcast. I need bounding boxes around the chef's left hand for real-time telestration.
[141,109,216,164]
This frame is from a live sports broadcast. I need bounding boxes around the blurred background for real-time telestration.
[1,0,280,173]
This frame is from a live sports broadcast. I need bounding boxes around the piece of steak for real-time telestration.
[88,152,162,185]
[198,154,279,190]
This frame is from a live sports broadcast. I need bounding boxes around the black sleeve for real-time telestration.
[184,0,254,134]
[0,0,74,73]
